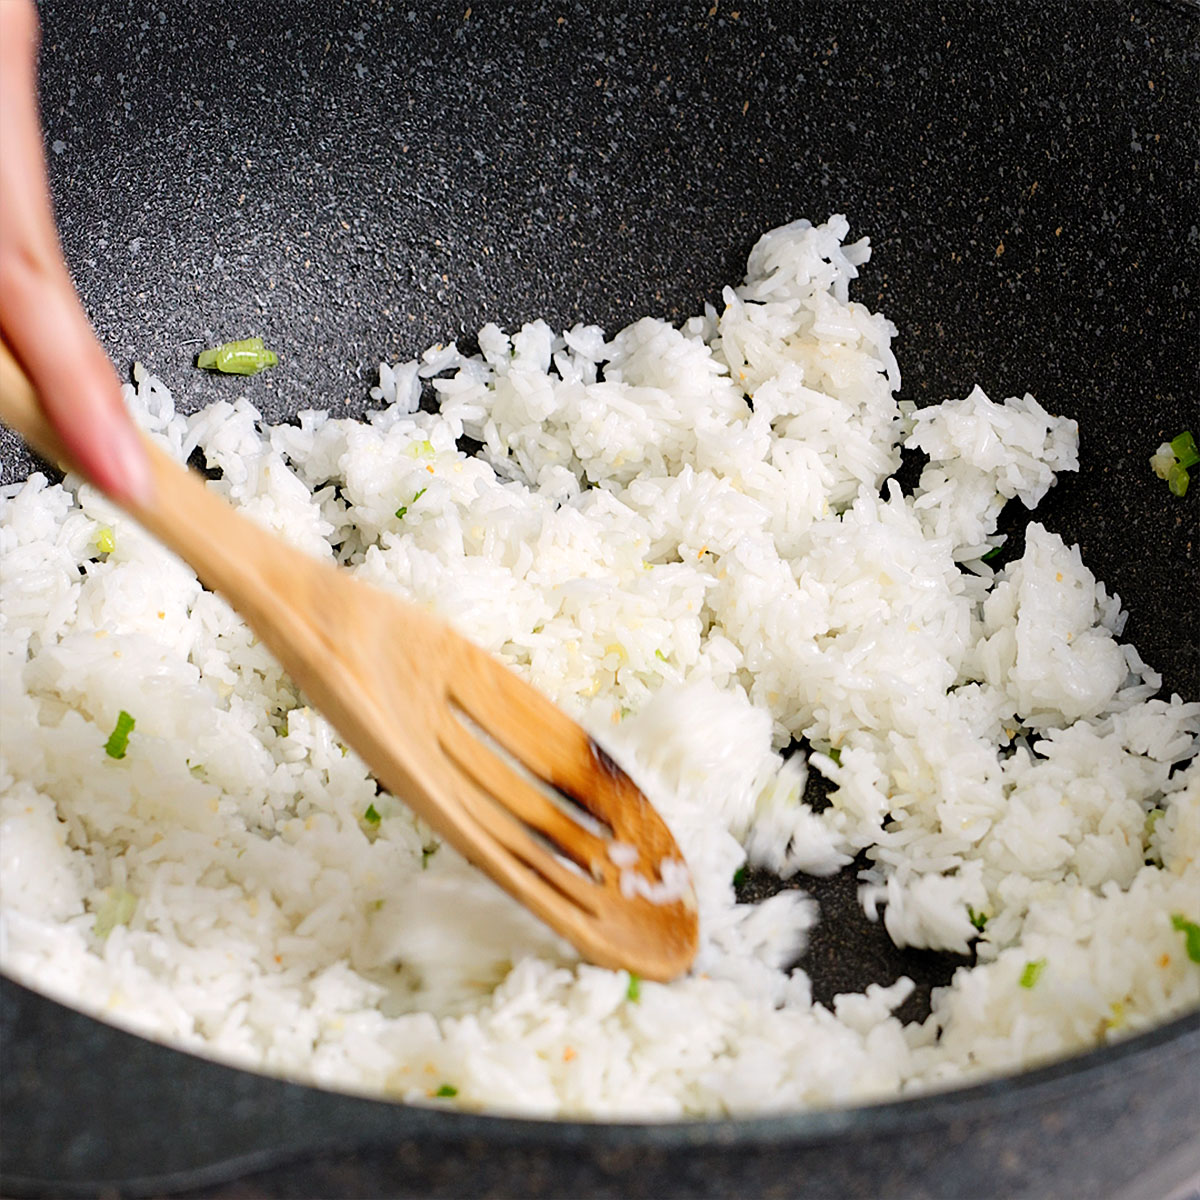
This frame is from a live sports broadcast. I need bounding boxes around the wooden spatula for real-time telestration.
[0,343,699,981]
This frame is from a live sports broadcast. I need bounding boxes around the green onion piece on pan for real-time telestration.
[1171,914,1200,964]
[626,972,641,1002]
[104,710,135,759]
[1167,462,1190,498]
[1150,445,1175,480]
[435,1084,458,1098]
[197,337,279,376]
[1019,958,1046,989]
[1169,431,1199,469]
[364,803,381,825]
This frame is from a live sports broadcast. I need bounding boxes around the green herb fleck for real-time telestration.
[1153,431,1197,497]
[104,710,135,759]
[828,746,842,765]
[364,803,381,825]
[96,526,116,555]
[197,336,279,376]
[395,487,428,521]
[1170,431,1199,469]
[404,439,435,459]
[1019,958,1046,989]
[434,1084,458,1098]
[1170,914,1200,964]
[732,865,747,889]
[93,888,137,938]
[1144,808,1164,863]
[422,843,439,869]
[981,544,1003,561]
[968,906,989,932]
[626,972,641,1002]
[372,898,385,911]
[655,649,668,662]
[1168,462,1190,497]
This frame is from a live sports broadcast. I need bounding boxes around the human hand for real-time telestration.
[0,0,151,505]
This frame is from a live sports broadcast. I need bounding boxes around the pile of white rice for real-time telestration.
[1,216,1197,1117]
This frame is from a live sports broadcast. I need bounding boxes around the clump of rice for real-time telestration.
[1,216,1197,1117]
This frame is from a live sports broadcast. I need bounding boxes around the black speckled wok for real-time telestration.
[2,2,1198,1197]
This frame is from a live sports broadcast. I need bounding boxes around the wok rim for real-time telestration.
[4,966,1197,1148]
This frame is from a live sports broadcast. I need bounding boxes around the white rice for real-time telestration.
[1,216,1197,1118]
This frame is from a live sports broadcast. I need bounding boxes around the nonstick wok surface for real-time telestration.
[2,2,1198,1198]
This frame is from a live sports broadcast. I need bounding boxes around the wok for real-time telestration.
[2,1,1197,1196]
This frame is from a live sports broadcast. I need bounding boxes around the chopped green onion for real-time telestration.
[626,972,641,1002]
[364,803,381,825]
[94,887,137,938]
[968,906,989,932]
[1153,432,1196,497]
[828,747,842,766]
[1167,462,1190,497]
[434,1083,458,1098]
[1019,958,1046,988]
[96,527,116,555]
[732,865,748,888]
[655,649,668,662]
[404,439,435,459]
[1151,448,1175,480]
[1144,809,1164,865]
[1171,914,1200,964]
[395,486,428,521]
[981,545,1003,561]
[104,710,135,759]
[197,336,279,376]
[1144,809,1163,846]
[1170,431,1199,469]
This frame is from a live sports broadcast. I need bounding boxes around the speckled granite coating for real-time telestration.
[2,1,1198,1197]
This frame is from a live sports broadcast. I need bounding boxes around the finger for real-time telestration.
[0,0,151,507]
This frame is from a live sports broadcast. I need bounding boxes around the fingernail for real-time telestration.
[109,423,154,509]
